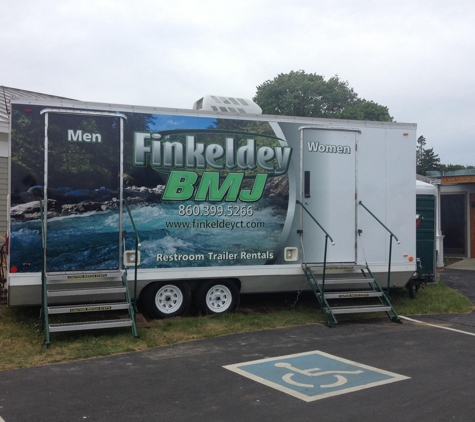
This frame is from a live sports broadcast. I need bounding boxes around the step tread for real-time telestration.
[314,278,375,285]
[47,287,127,297]
[48,302,130,314]
[324,291,384,299]
[304,264,366,270]
[46,270,123,281]
[49,319,133,332]
[326,305,392,314]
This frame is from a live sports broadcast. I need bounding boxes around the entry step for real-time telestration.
[324,291,384,299]
[48,302,130,314]
[304,264,366,271]
[47,287,126,297]
[312,277,375,285]
[49,319,133,333]
[46,271,123,282]
[326,305,392,315]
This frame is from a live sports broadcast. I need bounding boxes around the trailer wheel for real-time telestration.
[141,281,191,318]
[195,280,239,315]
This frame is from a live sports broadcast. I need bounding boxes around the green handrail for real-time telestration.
[296,200,335,294]
[123,198,141,312]
[359,201,400,295]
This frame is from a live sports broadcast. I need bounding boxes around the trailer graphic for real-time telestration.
[7,96,416,340]
[11,109,289,272]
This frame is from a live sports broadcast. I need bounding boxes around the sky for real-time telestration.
[2,0,474,165]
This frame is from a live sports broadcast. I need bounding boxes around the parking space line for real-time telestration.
[400,316,475,336]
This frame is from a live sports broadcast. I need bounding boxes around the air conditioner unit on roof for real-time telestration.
[193,95,262,114]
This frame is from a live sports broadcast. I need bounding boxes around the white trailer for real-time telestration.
[7,95,416,338]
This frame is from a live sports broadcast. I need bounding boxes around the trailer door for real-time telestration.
[42,109,126,273]
[300,127,359,264]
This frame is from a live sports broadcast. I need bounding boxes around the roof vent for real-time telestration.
[193,95,262,114]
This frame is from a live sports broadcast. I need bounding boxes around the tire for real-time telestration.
[141,281,191,318]
[195,280,240,315]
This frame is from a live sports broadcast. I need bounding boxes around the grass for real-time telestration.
[0,282,472,371]
[391,281,472,315]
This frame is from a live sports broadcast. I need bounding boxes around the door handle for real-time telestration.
[304,171,310,198]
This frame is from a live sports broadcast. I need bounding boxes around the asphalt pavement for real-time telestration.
[1,262,475,422]
[438,258,475,303]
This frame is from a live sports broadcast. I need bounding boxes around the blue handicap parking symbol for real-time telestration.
[224,350,410,402]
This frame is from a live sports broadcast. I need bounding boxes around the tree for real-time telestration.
[416,135,426,172]
[338,99,392,121]
[417,148,440,175]
[416,136,475,175]
[440,164,475,172]
[253,70,393,121]
[416,135,440,175]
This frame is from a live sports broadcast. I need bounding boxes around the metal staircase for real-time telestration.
[43,271,138,342]
[302,264,400,327]
[296,200,401,327]
[40,200,140,345]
